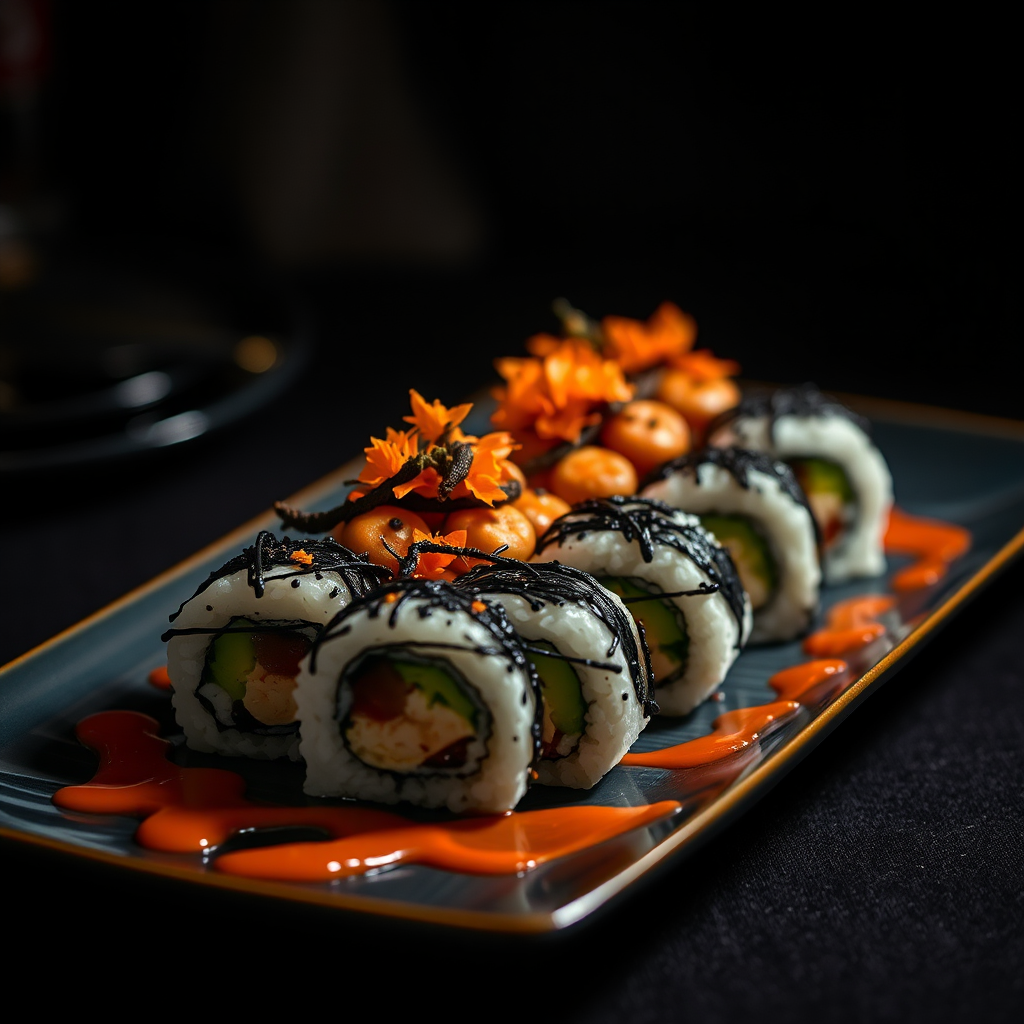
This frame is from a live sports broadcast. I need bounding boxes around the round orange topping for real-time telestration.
[549,446,639,506]
[657,371,740,441]
[333,506,429,572]
[443,504,536,566]
[512,488,572,537]
[599,400,690,478]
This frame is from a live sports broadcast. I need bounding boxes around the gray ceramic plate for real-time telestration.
[2,395,1023,932]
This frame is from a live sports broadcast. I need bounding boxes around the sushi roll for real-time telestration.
[641,446,821,644]
[535,496,752,716]
[706,383,893,584]
[456,560,656,789]
[163,532,391,761]
[296,577,541,814]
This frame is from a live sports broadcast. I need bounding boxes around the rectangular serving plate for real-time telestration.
[3,394,1024,933]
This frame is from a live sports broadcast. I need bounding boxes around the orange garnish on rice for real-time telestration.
[354,393,519,507]
[407,528,469,580]
[288,550,314,565]
[274,391,524,543]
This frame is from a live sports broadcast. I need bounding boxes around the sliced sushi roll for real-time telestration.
[296,578,540,814]
[535,496,752,716]
[163,532,391,761]
[706,383,893,584]
[455,561,656,789]
[642,447,821,644]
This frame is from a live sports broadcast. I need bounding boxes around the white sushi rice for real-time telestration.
[709,412,892,584]
[296,595,537,814]
[537,508,752,716]
[643,459,821,644]
[167,565,356,761]
[486,587,649,789]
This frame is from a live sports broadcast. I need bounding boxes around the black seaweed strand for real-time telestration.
[536,496,748,642]
[642,445,814,516]
[166,531,392,624]
[455,560,658,717]
[706,382,871,443]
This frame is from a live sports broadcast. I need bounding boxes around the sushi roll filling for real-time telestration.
[337,649,491,775]
[196,617,313,734]
[697,514,778,611]
[788,457,855,549]
[525,639,588,760]
[599,576,690,687]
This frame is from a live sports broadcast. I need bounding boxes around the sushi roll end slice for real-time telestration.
[163,532,390,761]
[706,383,892,584]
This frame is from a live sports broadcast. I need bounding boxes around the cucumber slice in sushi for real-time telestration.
[536,496,751,716]
[642,447,821,643]
[456,561,655,788]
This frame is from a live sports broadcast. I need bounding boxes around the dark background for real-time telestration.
[1,3,1021,1018]
[10,0,1020,409]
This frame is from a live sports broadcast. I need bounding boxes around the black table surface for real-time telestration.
[1,272,1021,1020]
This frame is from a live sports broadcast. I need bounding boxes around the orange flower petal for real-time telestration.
[670,348,741,380]
[602,301,697,374]
[403,389,473,444]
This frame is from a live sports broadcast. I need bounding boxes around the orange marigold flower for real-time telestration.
[449,431,518,505]
[669,348,741,381]
[602,301,697,374]
[357,430,419,490]
[492,338,633,444]
[408,528,469,579]
[392,466,442,501]
[403,389,473,444]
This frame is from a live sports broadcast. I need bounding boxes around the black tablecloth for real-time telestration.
[2,278,1021,1020]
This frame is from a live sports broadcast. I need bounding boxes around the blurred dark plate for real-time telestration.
[0,260,310,477]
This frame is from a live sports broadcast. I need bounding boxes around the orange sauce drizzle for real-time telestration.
[884,505,971,591]
[768,658,849,701]
[620,702,799,769]
[803,594,895,656]
[53,711,680,881]
[58,507,972,884]
[147,666,172,690]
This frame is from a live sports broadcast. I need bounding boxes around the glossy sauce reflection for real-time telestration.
[54,711,680,881]
[884,506,971,591]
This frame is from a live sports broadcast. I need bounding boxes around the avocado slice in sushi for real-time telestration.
[789,457,855,547]
[698,514,778,611]
[599,576,689,687]
[198,618,311,730]
[527,639,588,759]
[391,658,479,728]
[201,620,258,702]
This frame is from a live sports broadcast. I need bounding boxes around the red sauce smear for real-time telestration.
[53,711,680,881]
[803,594,895,656]
[147,666,172,690]
[884,506,971,591]
[620,702,799,769]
